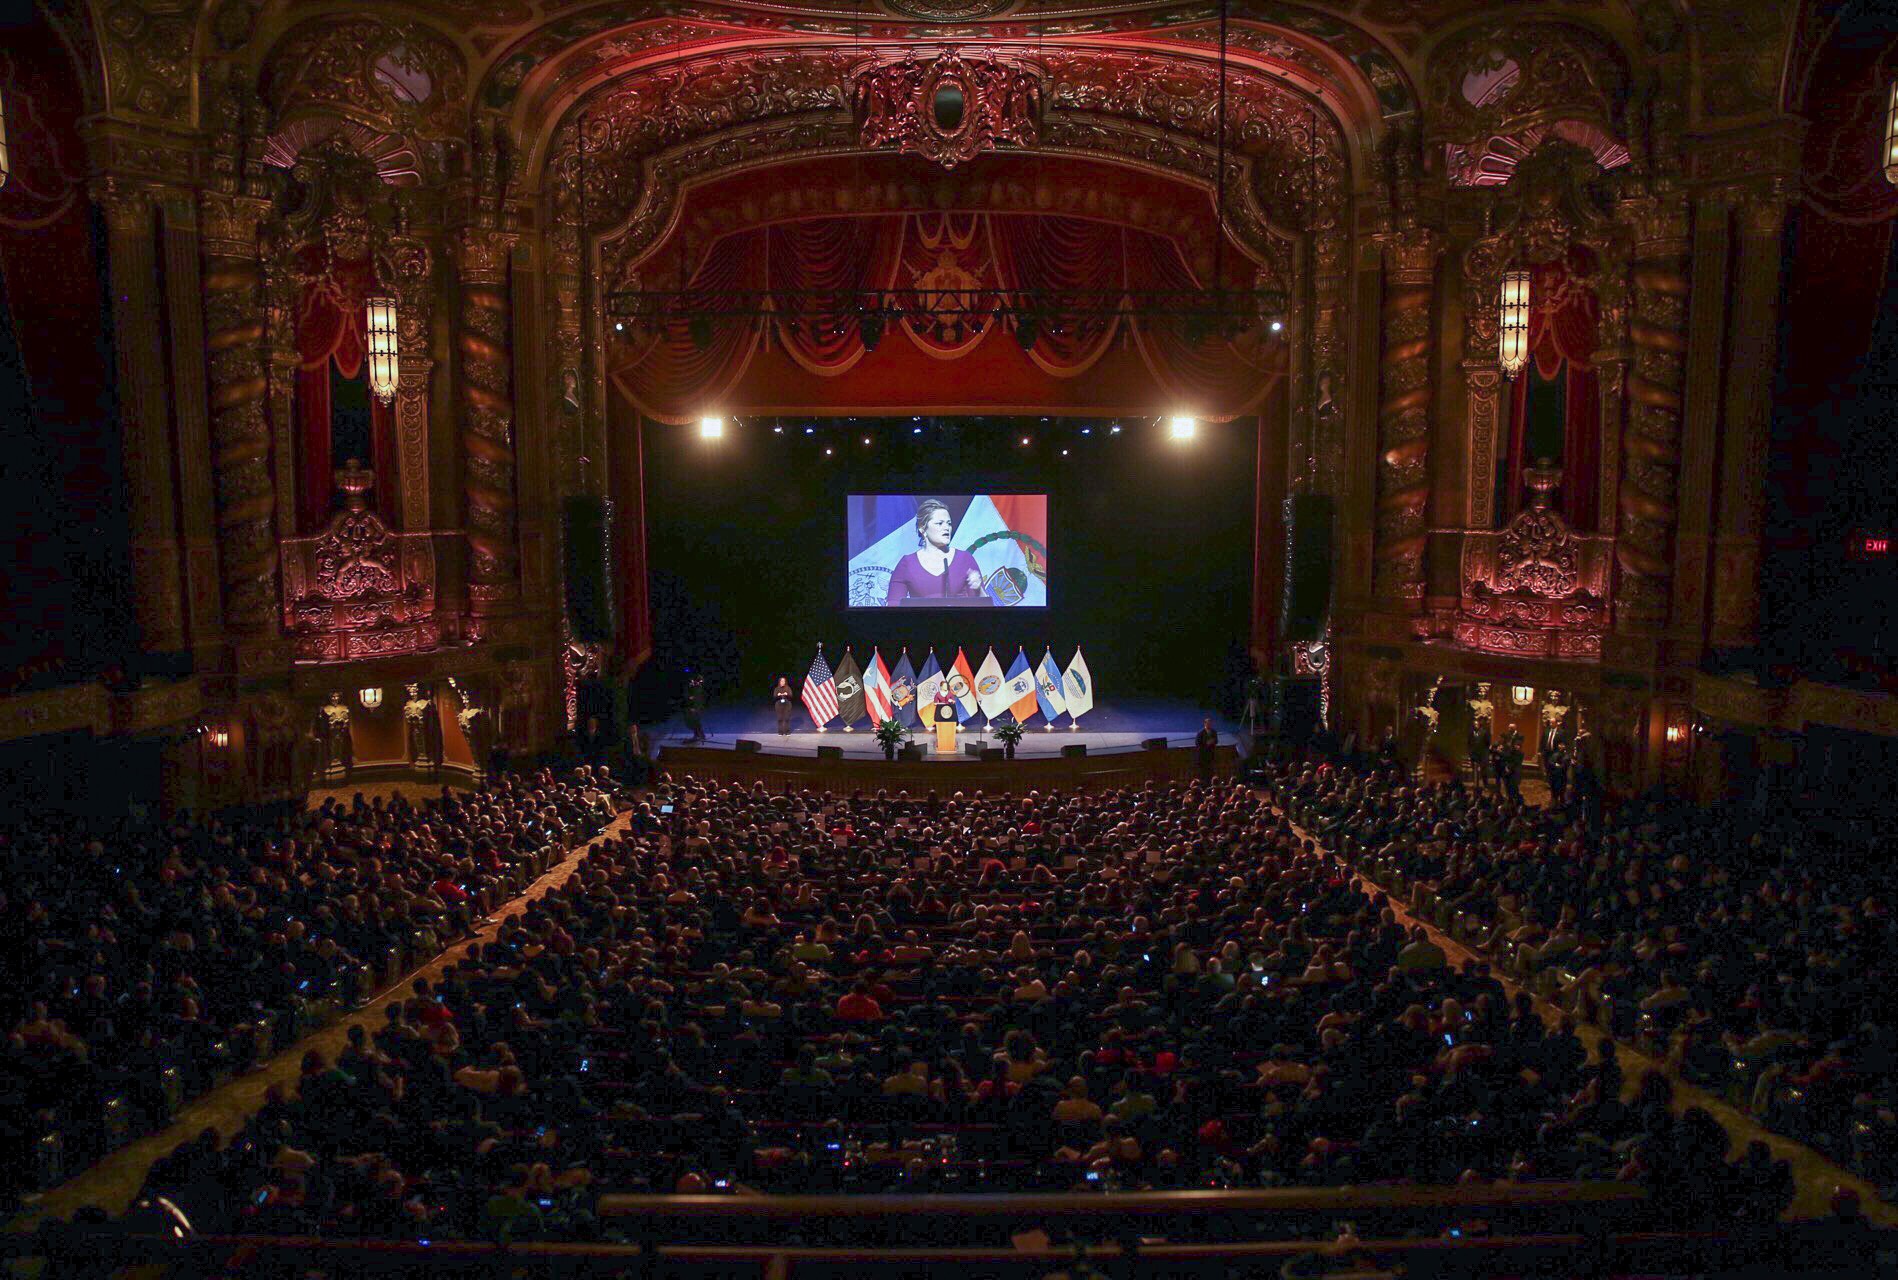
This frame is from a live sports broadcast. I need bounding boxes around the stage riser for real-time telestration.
[655,745,1236,793]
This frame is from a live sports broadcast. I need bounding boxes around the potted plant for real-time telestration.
[873,718,909,761]
[992,719,1026,759]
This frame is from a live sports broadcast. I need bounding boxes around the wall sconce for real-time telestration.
[1665,720,1688,746]
[1885,81,1898,187]
[1497,269,1531,380]
[0,90,10,192]
[210,727,230,749]
[1510,685,1534,707]
[365,296,399,403]
[359,687,384,710]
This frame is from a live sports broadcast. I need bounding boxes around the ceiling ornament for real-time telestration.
[876,0,1019,17]
[1425,21,1628,156]
[263,18,467,143]
[261,117,423,188]
[1461,139,1625,324]
[855,51,1042,169]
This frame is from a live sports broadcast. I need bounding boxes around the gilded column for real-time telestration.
[1613,185,1691,632]
[97,179,187,653]
[160,192,225,655]
[390,237,435,532]
[199,190,277,630]
[457,228,520,613]
[1373,223,1439,608]
[1709,190,1790,649]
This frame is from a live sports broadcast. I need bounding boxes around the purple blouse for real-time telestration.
[884,549,987,605]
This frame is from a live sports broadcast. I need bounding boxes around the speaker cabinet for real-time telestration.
[899,743,924,761]
[817,745,843,760]
[980,747,1005,761]
[735,739,761,754]
[1061,743,1087,758]
[1281,495,1334,643]
[1142,737,1168,751]
[563,496,614,644]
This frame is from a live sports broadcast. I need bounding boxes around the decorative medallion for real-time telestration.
[877,0,1018,19]
[856,51,1041,170]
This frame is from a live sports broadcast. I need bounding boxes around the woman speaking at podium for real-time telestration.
[932,680,959,754]
[885,499,988,605]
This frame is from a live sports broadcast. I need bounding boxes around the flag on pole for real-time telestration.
[890,649,921,728]
[915,649,943,717]
[801,647,838,728]
[833,649,865,728]
[1063,647,1095,721]
[975,647,1010,720]
[864,648,894,724]
[1005,649,1039,722]
[1036,647,1068,722]
[948,647,979,722]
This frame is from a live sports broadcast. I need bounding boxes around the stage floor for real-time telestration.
[652,698,1236,762]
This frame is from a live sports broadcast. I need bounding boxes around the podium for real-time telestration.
[932,704,959,755]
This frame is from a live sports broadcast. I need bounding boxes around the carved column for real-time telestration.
[457,229,520,614]
[200,191,277,630]
[1373,224,1439,608]
[159,192,225,656]
[1613,186,1691,632]
[390,238,435,532]
[98,180,187,653]
[1709,190,1790,649]
[1669,194,1733,654]
[262,248,300,549]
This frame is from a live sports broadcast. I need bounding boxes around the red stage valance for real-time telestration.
[610,210,1284,421]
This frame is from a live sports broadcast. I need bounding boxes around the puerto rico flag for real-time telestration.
[801,647,838,728]
[864,648,895,724]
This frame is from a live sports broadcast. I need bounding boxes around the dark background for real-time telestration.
[638,415,1256,713]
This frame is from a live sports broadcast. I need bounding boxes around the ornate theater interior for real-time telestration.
[2,0,1898,1271]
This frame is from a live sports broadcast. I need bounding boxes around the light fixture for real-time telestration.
[1510,685,1534,707]
[1110,424,1122,435]
[1169,415,1198,440]
[359,687,384,709]
[0,90,9,191]
[772,425,783,434]
[1665,721,1686,746]
[912,426,923,435]
[1061,448,1070,456]
[1020,436,1031,446]
[365,296,399,403]
[1270,320,1284,333]
[862,436,871,445]
[210,727,230,749]
[1498,270,1531,380]
[824,446,833,456]
[804,426,815,436]
[1080,426,1091,435]
[614,321,625,333]
[699,416,724,440]
[1886,81,1898,186]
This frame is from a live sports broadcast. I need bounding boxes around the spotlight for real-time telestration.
[1270,320,1284,333]
[912,426,923,435]
[1014,311,1039,351]
[862,436,871,445]
[860,309,885,352]
[1061,448,1070,457]
[773,425,783,434]
[1080,426,1091,435]
[699,416,724,440]
[824,446,834,456]
[804,426,815,435]
[1020,436,1031,446]
[1110,424,1122,434]
[1169,415,1197,441]
[614,321,625,332]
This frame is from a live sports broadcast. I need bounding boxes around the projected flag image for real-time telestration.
[847,495,1049,608]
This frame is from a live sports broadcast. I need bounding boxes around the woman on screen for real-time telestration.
[884,499,988,604]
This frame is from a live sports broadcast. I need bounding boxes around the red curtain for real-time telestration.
[295,252,398,530]
[612,211,1283,422]
[1502,249,1601,529]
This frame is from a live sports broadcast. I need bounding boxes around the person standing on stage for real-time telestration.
[683,672,706,743]
[884,499,989,604]
[773,676,794,735]
[1196,718,1219,780]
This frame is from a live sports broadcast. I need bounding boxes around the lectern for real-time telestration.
[933,703,959,755]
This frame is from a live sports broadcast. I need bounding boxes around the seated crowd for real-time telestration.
[1,766,623,1202]
[1260,750,1898,1197]
[131,774,1797,1243]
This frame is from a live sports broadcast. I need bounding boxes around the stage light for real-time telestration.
[824,446,834,456]
[1270,320,1284,333]
[772,425,783,434]
[1498,270,1532,380]
[1020,436,1031,446]
[359,687,384,709]
[1080,426,1091,435]
[699,416,725,440]
[365,297,399,403]
[860,309,885,352]
[912,426,922,435]
[1110,424,1122,434]
[862,436,871,445]
[1061,449,1070,456]
[804,426,815,435]
[614,321,625,332]
[1169,415,1197,440]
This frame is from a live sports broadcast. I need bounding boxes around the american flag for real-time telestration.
[801,648,838,728]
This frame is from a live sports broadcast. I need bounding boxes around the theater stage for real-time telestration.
[649,699,1242,790]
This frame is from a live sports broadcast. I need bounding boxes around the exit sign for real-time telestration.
[1849,532,1892,559]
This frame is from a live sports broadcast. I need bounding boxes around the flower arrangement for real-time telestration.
[992,720,1027,748]
[873,718,910,756]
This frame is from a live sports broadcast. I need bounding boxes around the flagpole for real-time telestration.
[814,641,827,732]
